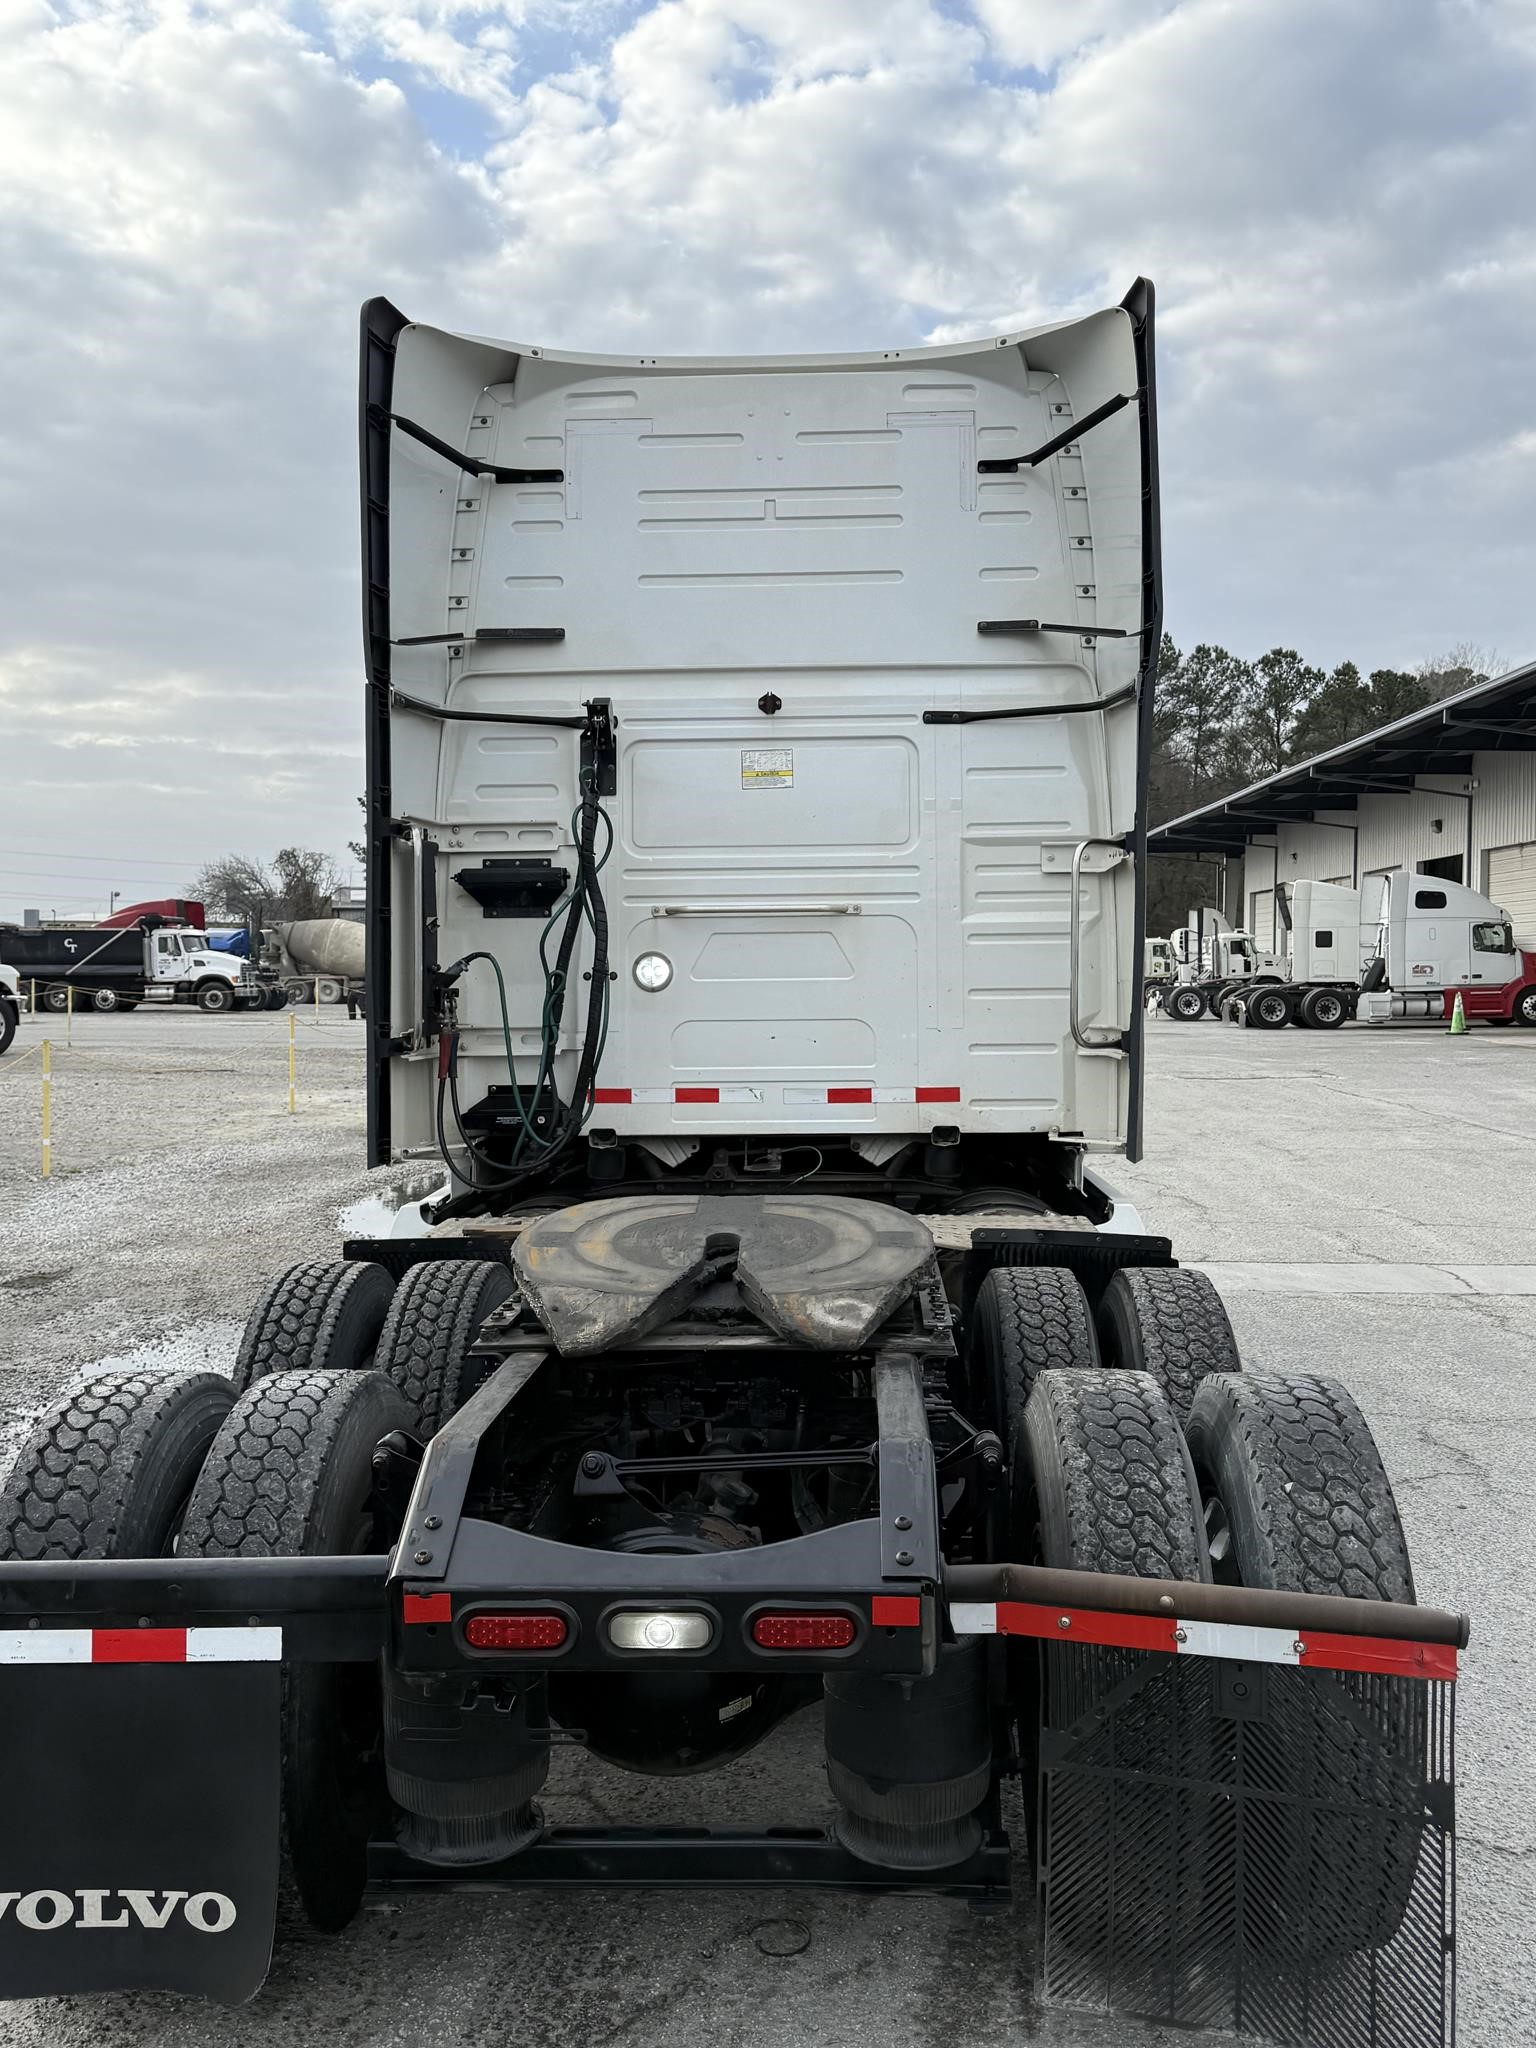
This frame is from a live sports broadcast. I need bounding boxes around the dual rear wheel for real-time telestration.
[970,1262,1424,1954]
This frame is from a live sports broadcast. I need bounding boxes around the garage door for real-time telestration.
[1249,889,1273,946]
[1488,844,1536,946]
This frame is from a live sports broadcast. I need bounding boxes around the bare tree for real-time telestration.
[1414,643,1507,702]
[191,848,343,924]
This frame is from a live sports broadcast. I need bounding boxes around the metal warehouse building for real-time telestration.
[1150,658,1536,952]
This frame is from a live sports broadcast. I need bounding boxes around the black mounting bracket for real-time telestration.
[388,410,564,485]
[454,858,572,919]
[583,697,617,796]
[978,619,1132,639]
[976,389,1139,473]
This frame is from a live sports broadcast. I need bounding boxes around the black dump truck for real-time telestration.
[0,917,281,1013]
[0,284,1462,2044]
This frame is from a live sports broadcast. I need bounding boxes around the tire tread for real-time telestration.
[1026,1367,1209,1581]
[373,1259,513,1436]
[0,1368,233,1561]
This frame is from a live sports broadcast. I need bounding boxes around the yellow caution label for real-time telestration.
[741,748,793,789]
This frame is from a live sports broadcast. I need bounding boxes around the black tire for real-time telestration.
[42,986,69,1014]
[180,1370,414,1935]
[0,1001,15,1056]
[1247,986,1291,1029]
[1165,985,1206,1022]
[1023,1367,1211,1582]
[970,1266,1100,1449]
[197,982,234,1013]
[1185,1371,1420,1950]
[266,984,290,1010]
[1514,985,1536,1026]
[234,1260,396,1395]
[374,1258,515,1435]
[0,1368,235,1561]
[1095,1266,1240,1421]
[1185,1370,1413,1603]
[1298,986,1347,1029]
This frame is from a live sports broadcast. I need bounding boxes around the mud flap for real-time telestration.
[1037,1646,1455,2046]
[0,1660,279,2001]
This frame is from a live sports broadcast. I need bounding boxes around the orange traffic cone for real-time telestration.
[1449,991,1468,1035]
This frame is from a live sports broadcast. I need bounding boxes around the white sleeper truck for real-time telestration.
[0,283,1465,2044]
[1226,871,1536,1029]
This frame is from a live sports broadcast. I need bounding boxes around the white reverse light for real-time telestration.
[606,1610,713,1652]
[633,952,673,992]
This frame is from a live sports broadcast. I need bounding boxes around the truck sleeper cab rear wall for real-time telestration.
[362,282,1161,1198]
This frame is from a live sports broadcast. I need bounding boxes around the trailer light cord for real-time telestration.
[434,764,612,1201]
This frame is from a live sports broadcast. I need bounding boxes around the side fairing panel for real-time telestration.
[362,292,1158,1169]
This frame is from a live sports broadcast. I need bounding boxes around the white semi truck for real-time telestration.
[0,283,1466,2045]
[1158,909,1285,1020]
[1224,870,1536,1029]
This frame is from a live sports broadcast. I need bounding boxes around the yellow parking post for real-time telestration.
[288,1010,297,1114]
[41,1040,52,1179]
[29,979,36,1016]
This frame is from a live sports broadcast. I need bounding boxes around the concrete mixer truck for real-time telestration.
[261,918,366,1006]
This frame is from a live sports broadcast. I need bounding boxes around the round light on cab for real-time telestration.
[633,952,673,992]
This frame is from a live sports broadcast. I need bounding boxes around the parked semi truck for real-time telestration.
[0,916,279,1013]
[1157,911,1285,1020]
[1217,872,1536,1029]
[0,284,1464,2044]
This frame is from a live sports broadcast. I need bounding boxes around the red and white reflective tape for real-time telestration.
[0,1626,283,1666]
[948,1600,1458,1681]
[591,1084,961,1107]
[783,1086,962,1106]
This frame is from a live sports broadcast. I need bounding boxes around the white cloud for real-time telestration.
[0,0,1532,909]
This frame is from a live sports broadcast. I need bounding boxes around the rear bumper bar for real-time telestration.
[0,1552,1467,1677]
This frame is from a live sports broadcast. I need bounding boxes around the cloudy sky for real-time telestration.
[1,0,1532,917]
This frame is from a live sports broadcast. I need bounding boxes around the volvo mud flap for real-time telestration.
[1037,1646,1454,2044]
[0,1651,279,2002]
[949,1569,1459,2047]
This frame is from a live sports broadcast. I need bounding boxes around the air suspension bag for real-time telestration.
[384,1671,550,1866]
[824,1637,990,1870]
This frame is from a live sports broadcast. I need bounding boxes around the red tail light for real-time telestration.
[463,1612,568,1651]
[751,1612,857,1651]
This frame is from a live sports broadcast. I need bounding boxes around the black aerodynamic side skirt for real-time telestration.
[359,296,409,1168]
[1120,275,1162,1164]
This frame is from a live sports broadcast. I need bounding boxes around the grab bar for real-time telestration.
[1069,838,1129,1050]
[650,903,862,917]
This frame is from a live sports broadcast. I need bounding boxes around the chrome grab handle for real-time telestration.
[1069,837,1129,1050]
[651,903,862,917]
[407,826,429,1052]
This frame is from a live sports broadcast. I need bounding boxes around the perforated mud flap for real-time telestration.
[1037,1646,1454,2046]
[0,1657,280,2001]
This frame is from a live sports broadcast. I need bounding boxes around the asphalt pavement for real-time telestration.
[0,1008,1531,2046]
